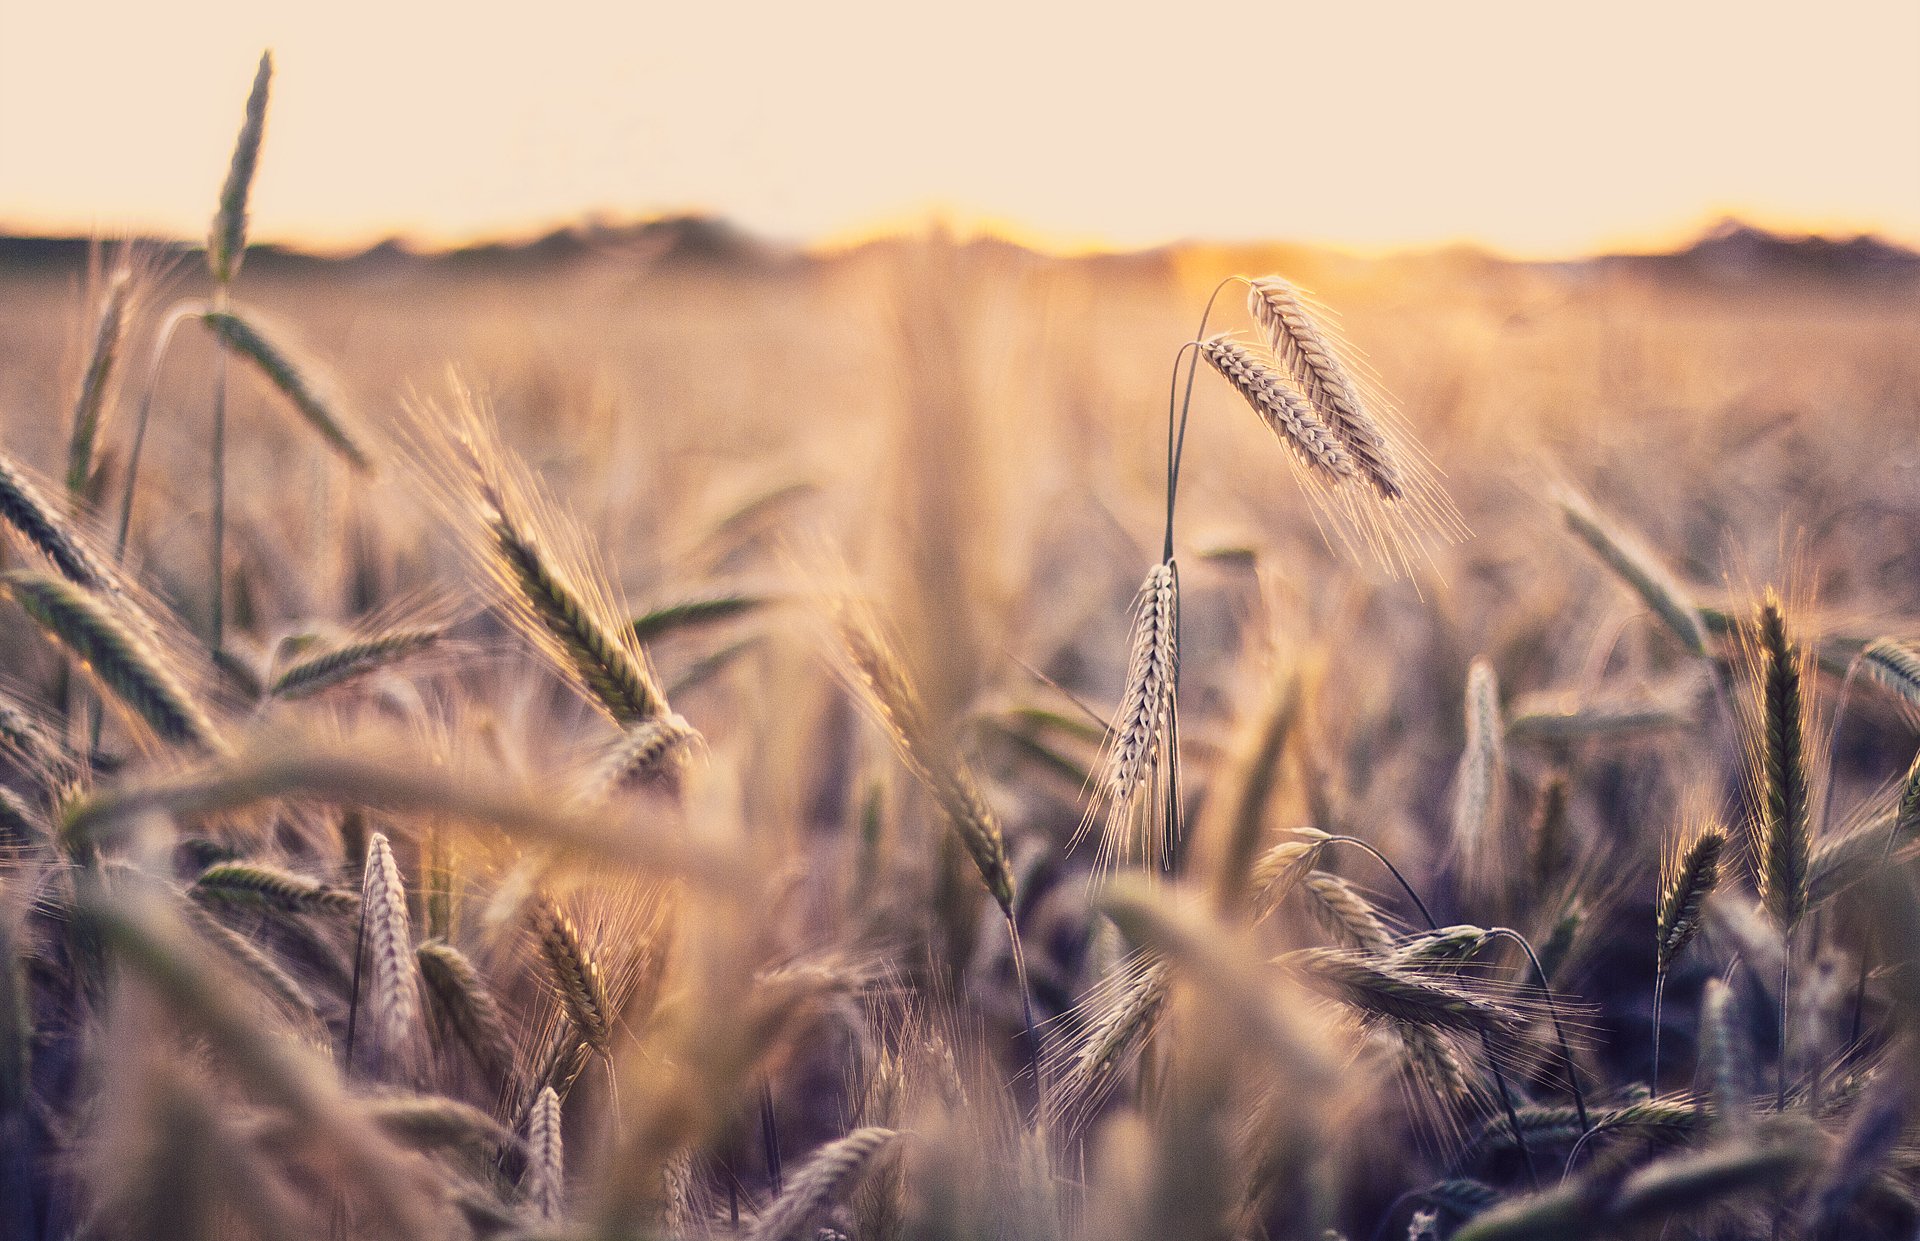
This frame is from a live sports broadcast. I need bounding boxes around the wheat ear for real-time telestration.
[268,627,443,699]
[355,832,422,1079]
[530,898,613,1052]
[832,598,1016,914]
[525,1085,564,1221]
[209,51,271,285]
[1199,335,1355,484]
[67,265,132,506]
[1080,559,1179,872]
[200,309,372,471]
[1245,277,1401,498]
[0,452,112,591]
[1860,637,1920,708]
[416,938,513,1078]
[745,1127,902,1241]
[1452,657,1507,902]
[1752,594,1811,933]
[3,572,222,752]
[192,862,358,915]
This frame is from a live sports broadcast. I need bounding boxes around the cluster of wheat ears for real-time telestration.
[3,50,1920,1241]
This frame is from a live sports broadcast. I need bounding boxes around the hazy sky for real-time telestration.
[4,0,1917,256]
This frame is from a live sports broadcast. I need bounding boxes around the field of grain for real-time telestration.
[2,60,1920,1241]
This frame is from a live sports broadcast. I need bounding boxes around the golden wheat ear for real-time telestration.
[401,379,678,729]
[1078,559,1180,874]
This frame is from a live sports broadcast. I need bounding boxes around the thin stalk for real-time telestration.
[1487,926,1589,1136]
[1006,911,1047,1114]
[759,1079,782,1199]
[1651,970,1668,1099]
[114,303,204,560]
[209,286,230,653]
[1777,948,1791,1111]
[1162,277,1246,561]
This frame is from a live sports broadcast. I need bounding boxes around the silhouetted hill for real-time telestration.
[1,215,1914,285]
[1597,217,1920,283]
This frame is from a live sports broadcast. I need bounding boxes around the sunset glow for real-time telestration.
[4,0,1918,257]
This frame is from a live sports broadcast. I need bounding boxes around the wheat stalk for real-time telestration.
[1298,871,1395,954]
[584,712,698,800]
[421,390,672,727]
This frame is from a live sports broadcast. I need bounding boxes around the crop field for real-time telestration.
[2,55,1920,1241]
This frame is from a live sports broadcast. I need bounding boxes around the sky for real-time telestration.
[3,0,1917,258]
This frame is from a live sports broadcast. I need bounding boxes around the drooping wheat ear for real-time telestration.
[1398,1022,1475,1107]
[209,51,271,285]
[629,590,774,643]
[417,938,513,1078]
[1200,335,1356,484]
[1655,827,1725,973]
[584,712,699,800]
[199,309,372,471]
[0,686,70,778]
[364,1093,517,1156]
[525,1085,564,1221]
[2,572,222,752]
[745,1127,902,1241]
[1555,483,1711,656]
[1246,277,1401,499]
[530,898,613,1052]
[1751,594,1811,932]
[1280,947,1527,1037]
[1452,657,1507,897]
[193,862,358,915]
[181,901,317,1019]
[412,390,671,727]
[1453,1133,1813,1241]
[358,832,423,1074]
[1861,637,1920,708]
[1044,955,1171,1131]
[1250,827,1335,913]
[1696,979,1749,1133]
[1297,870,1396,954]
[0,451,112,591]
[0,787,46,851]
[269,627,443,699]
[832,597,1015,914]
[67,265,132,505]
[1079,559,1179,872]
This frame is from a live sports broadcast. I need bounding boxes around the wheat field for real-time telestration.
[2,55,1920,1241]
